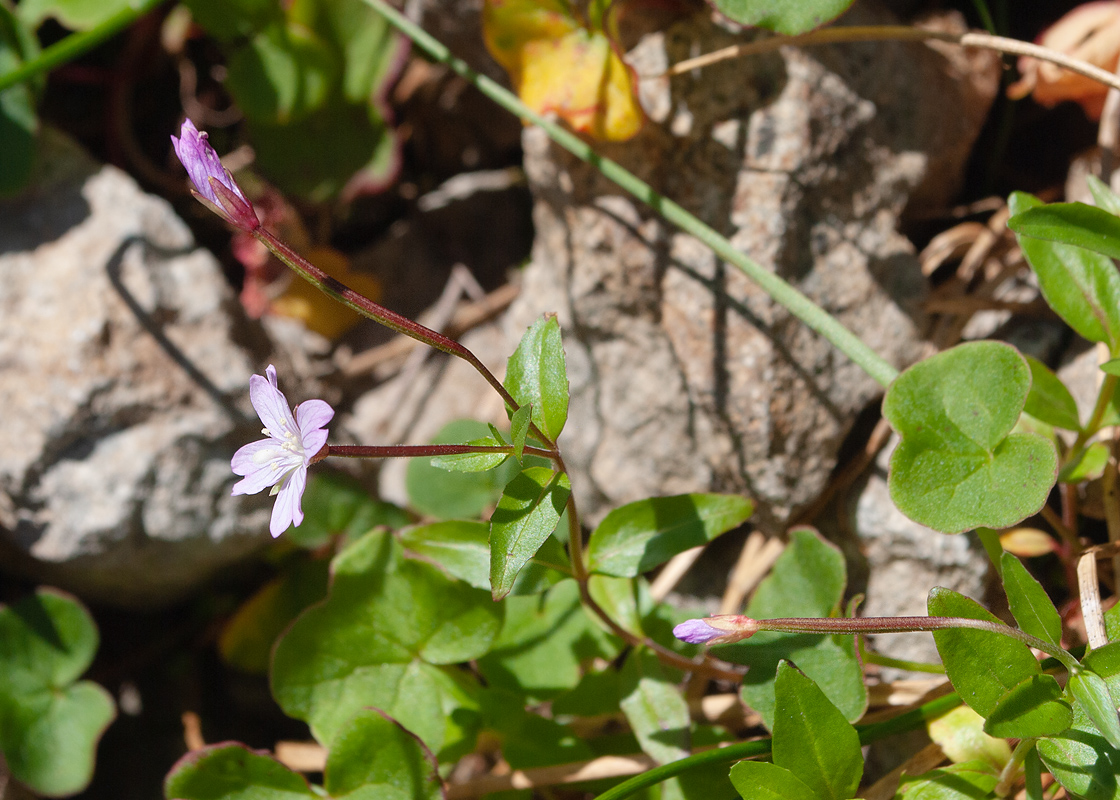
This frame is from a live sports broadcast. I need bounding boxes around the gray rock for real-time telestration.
[0,130,279,607]
[502,6,995,530]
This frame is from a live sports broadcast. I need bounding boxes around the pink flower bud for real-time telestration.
[171,119,260,232]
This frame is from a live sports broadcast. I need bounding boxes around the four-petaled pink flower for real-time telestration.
[232,365,333,537]
[171,119,260,232]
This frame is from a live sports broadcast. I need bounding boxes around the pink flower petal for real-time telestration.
[270,468,307,537]
[230,439,280,476]
[249,372,298,438]
[302,428,328,456]
[296,399,334,439]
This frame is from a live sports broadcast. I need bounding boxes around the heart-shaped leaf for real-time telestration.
[587,493,753,577]
[164,743,316,800]
[0,589,115,797]
[271,531,500,754]
[883,341,1057,534]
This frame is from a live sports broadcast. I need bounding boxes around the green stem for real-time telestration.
[0,0,165,93]
[593,692,962,800]
[364,0,899,389]
[859,638,945,675]
[1071,373,1118,453]
[995,738,1035,798]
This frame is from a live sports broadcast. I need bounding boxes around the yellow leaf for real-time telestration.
[270,246,383,339]
[482,2,643,141]
[999,527,1057,558]
[927,705,1011,769]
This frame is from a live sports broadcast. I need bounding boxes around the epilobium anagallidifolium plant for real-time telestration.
[155,106,1120,800]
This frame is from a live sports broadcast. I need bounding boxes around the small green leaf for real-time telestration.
[619,648,691,765]
[510,404,532,462]
[164,743,315,800]
[1037,704,1120,800]
[1001,552,1062,648]
[1059,441,1111,483]
[884,341,1058,534]
[707,0,855,33]
[928,587,1042,717]
[729,761,817,800]
[271,531,500,753]
[15,0,134,29]
[1008,193,1120,349]
[1088,175,1120,217]
[587,493,753,577]
[406,420,520,520]
[0,590,116,797]
[770,662,862,800]
[226,21,338,124]
[505,316,569,443]
[429,436,510,473]
[477,580,620,701]
[984,674,1072,738]
[181,0,283,41]
[324,709,441,800]
[722,529,866,728]
[896,761,1000,800]
[490,467,571,600]
[1023,354,1081,431]
[479,688,593,769]
[1069,670,1120,750]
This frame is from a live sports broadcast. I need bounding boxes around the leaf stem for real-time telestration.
[995,738,1035,798]
[364,0,899,388]
[858,637,945,675]
[0,0,166,93]
[327,443,555,460]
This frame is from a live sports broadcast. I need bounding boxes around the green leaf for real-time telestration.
[479,688,593,769]
[227,20,338,124]
[477,579,620,700]
[1009,199,1120,260]
[1088,175,1120,217]
[490,467,571,600]
[1038,703,1120,800]
[0,4,38,196]
[721,529,866,729]
[1001,552,1062,648]
[296,472,411,549]
[510,405,531,462]
[588,574,650,637]
[15,0,133,28]
[883,341,1057,534]
[896,761,1000,800]
[984,674,1072,738]
[271,531,500,754]
[406,420,520,520]
[164,743,316,800]
[1008,193,1120,348]
[505,316,569,443]
[619,649,691,765]
[0,590,115,797]
[707,0,855,34]
[182,0,283,41]
[770,662,862,800]
[926,705,1011,769]
[587,494,753,578]
[429,436,510,473]
[928,587,1042,717]
[304,0,407,106]
[1069,670,1120,750]
[1023,354,1081,431]
[1060,441,1111,483]
[324,709,441,800]
[1103,357,1120,377]
[729,761,817,800]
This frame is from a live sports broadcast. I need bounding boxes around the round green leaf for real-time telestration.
[0,590,115,797]
[271,531,500,751]
[587,493,753,578]
[708,0,855,33]
[883,341,1057,534]
[165,743,316,800]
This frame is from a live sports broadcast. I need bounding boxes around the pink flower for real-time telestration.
[232,365,333,537]
[171,119,260,231]
[672,615,758,646]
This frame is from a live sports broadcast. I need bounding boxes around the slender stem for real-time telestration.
[255,228,556,447]
[753,616,1080,671]
[995,738,1035,798]
[665,26,1120,97]
[859,637,945,675]
[1074,373,1119,450]
[0,0,166,94]
[327,443,556,460]
[593,692,963,800]
[364,0,899,388]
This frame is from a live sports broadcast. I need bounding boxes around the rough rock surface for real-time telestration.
[0,130,280,607]
[500,7,997,529]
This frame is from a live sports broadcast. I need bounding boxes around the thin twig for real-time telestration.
[664,26,1120,98]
